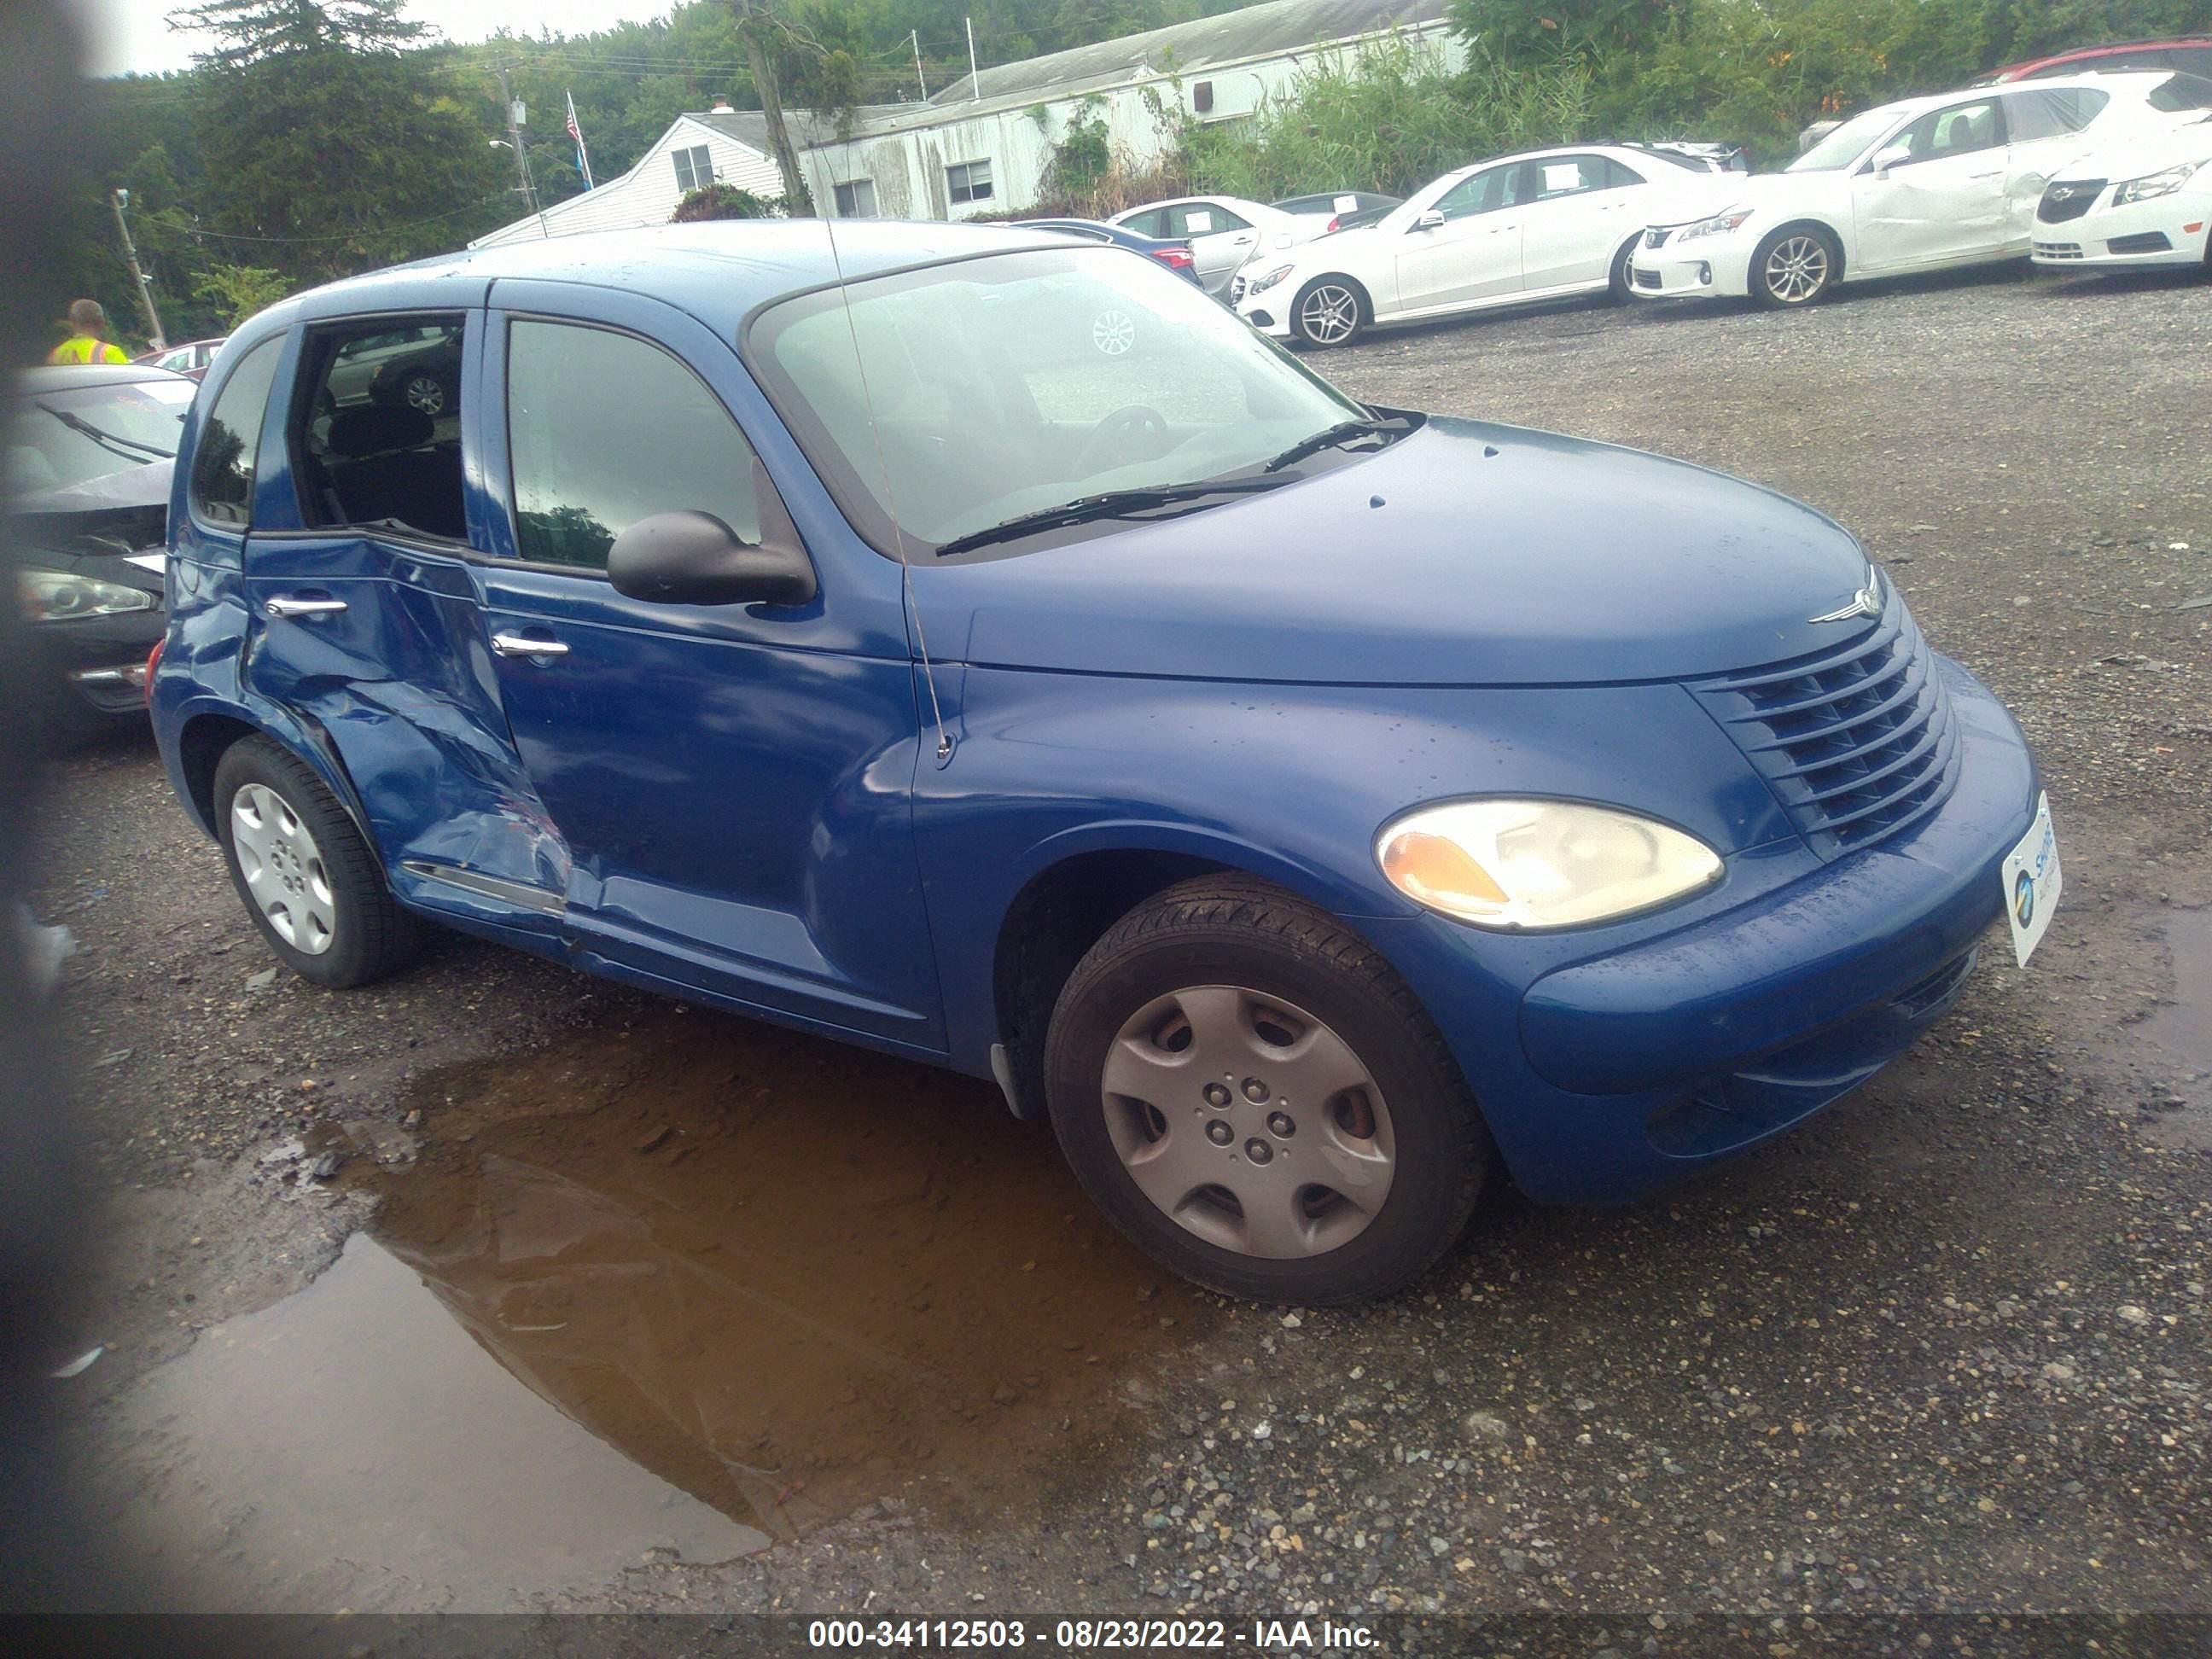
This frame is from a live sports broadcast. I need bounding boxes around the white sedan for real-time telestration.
[1630,71,2211,307]
[1229,144,1738,347]
[2031,117,2212,269]
[1109,195,1318,295]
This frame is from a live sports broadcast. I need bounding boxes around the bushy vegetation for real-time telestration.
[671,183,787,220]
[1455,0,2212,166]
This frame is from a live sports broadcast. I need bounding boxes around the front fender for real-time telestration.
[913,666,1796,1077]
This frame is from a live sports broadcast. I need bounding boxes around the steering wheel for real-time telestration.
[1072,404,1170,474]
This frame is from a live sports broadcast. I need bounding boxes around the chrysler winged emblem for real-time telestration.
[1809,568,1883,625]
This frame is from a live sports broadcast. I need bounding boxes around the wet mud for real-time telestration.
[346,1004,1220,1539]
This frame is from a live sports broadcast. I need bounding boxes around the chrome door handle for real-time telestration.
[491,632,569,659]
[265,597,347,619]
[1968,170,2003,179]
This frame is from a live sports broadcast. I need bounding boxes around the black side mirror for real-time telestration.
[606,461,816,607]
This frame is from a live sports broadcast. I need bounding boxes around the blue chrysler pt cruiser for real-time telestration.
[149,222,2056,1304]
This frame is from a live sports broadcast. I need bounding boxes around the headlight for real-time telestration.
[19,570,159,623]
[1245,263,1296,297]
[1676,207,1755,242]
[1376,799,1723,930]
[2111,160,2208,206]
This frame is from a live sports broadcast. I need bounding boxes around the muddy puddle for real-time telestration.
[2141,908,2212,1150]
[336,1004,1220,1540]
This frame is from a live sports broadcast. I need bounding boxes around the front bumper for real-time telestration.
[1385,655,2038,1205]
[2033,190,2212,268]
[1627,230,1756,300]
[1234,296,1295,338]
[29,611,164,731]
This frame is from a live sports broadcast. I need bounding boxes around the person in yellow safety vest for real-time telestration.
[46,300,131,365]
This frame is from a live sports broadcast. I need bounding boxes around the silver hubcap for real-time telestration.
[1092,309,1136,355]
[1766,236,1830,303]
[230,783,337,955]
[405,375,445,414]
[1298,285,1359,345]
[1102,985,1394,1259]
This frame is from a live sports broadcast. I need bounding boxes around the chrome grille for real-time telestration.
[2034,240,2084,260]
[1689,581,1959,859]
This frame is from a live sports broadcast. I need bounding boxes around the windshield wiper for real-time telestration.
[34,401,176,463]
[932,477,1290,557]
[1259,412,1412,474]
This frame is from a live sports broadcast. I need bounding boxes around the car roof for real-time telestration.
[1858,67,2186,122]
[269,221,1082,337]
[1989,36,2211,78]
[16,362,192,393]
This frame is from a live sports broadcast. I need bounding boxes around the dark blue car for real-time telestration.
[1013,217,1203,284]
[150,222,2056,1304]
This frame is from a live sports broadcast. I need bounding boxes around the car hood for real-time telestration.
[915,417,1875,686]
[2061,119,2212,181]
[6,457,172,558]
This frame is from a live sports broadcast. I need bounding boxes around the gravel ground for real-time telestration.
[23,262,2211,1641]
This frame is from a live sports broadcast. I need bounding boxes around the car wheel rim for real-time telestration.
[405,375,445,414]
[1299,286,1358,344]
[1767,236,1829,303]
[230,783,337,955]
[1100,985,1395,1260]
[1092,310,1136,355]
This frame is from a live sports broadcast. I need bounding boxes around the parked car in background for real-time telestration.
[2032,114,2212,270]
[1109,195,1319,294]
[321,323,445,406]
[150,220,2052,1305]
[1015,218,1202,283]
[1632,71,2212,307]
[1272,190,1403,234]
[6,363,190,738]
[1974,36,2212,84]
[367,331,464,417]
[1232,143,1739,346]
[134,336,226,381]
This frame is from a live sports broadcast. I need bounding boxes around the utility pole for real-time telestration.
[495,66,539,216]
[108,189,166,351]
[911,28,928,99]
[966,15,981,102]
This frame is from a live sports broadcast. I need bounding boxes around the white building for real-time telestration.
[469,0,1455,247]
[470,105,813,250]
[800,0,1455,222]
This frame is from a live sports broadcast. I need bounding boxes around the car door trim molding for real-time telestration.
[400,859,568,916]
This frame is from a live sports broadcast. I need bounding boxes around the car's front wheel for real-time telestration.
[1752,225,1839,308]
[1044,876,1490,1304]
[402,372,450,416]
[1609,233,1643,303]
[1290,277,1366,347]
[212,736,425,988]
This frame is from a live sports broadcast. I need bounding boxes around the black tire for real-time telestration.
[1608,232,1642,304]
[1043,876,1491,1305]
[1750,224,1840,309]
[212,736,424,989]
[1289,276,1367,348]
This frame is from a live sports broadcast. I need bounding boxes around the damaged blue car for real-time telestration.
[151,222,2057,1304]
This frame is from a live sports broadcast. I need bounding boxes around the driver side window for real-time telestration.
[505,320,763,571]
[1434,164,1526,222]
[1883,99,2005,166]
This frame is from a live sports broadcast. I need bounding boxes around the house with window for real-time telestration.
[469,103,813,249]
[798,0,1456,222]
[468,0,1455,247]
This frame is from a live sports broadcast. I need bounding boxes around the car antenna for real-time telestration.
[817,217,954,764]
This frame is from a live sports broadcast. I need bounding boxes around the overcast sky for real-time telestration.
[75,0,684,78]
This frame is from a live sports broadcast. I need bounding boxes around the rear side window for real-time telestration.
[2006,87,2109,139]
[505,320,763,571]
[294,317,467,541]
[188,335,282,527]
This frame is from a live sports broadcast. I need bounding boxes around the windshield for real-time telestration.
[746,246,1367,555]
[1788,108,1901,172]
[7,377,195,495]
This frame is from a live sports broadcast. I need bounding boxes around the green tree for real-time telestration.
[192,262,290,324]
[172,0,506,282]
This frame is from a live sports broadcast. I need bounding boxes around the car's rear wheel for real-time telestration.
[1752,225,1839,308]
[212,736,424,988]
[402,372,449,416]
[1290,278,1366,347]
[1043,876,1490,1304]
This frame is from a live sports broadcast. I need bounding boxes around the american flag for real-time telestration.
[566,90,595,189]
